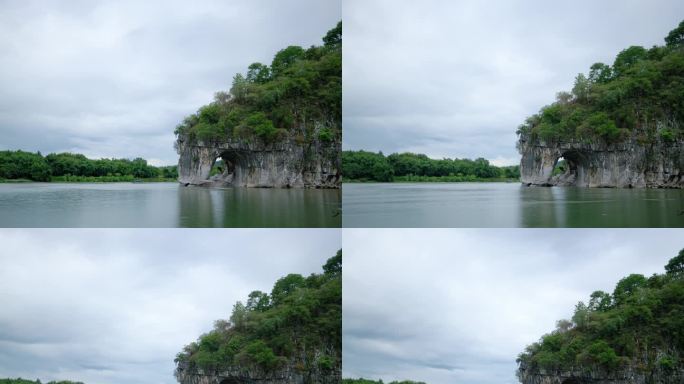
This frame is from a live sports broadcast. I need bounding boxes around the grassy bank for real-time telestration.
[50,175,176,183]
[0,176,176,183]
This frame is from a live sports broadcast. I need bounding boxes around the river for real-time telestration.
[0,183,341,227]
[343,182,684,227]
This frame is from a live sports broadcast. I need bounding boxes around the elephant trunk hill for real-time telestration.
[517,21,684,188]
[175,23,341,189]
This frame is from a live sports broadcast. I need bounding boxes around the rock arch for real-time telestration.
[517,134,684,188]
[219,379,241,384]
[176,136,340,188]
[561,378,583,384]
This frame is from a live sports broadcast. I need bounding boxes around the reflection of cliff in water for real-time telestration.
[177,187,341,227]
[518,186,684,227]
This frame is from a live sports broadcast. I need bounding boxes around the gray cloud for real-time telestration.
[0,0,340,165]
[342,229,684,384]
[0,229,341,384]
[343,0,684,165]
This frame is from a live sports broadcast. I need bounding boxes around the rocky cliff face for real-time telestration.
[176,135,340,189]
[517,363,684,384]
[174,349,341,384]
[517,134,684,188]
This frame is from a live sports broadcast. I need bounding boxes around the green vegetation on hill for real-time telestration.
[517,249,684,375]
[0,379,84,384]
[342,150,519,182]
[175,251,342,373]
[174,22,341,145]
[517,20,684,144]
[0,150,177,182]
[342,379,426,384]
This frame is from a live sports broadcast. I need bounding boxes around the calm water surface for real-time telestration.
[0,183,341,227]
[343,182,684,227]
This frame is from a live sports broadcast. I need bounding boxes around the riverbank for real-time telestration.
[344,176,519,183]
[0,176,176,183]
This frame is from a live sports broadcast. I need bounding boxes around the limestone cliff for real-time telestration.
[175,346,341,384]
[517,134,684,188]
[517,358,684,384]
[176,134,340,188]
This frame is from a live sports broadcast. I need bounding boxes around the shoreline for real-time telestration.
[0,178,177,184]
[343,178,520,183]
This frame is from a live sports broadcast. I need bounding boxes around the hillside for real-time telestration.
[174,23,341,188]
[517,21,684,187]
[517,249,684,383]
[174,251,342,384]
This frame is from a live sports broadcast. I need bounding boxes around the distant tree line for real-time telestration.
[0,379,83,384]
[342,379,426,384]
[518,20,684,144]
[0,150,177,182]
[517,249,684,375]
[342,150,520,182]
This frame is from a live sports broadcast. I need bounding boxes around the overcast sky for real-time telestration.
[343,229,684,384]
[343,0,684,165]
[0,229,340,384]
[0,0,339,165]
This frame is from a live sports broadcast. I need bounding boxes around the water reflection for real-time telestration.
[177,186,342,227]
[342,182,684,227]
[518,186,684,227]
[0,183,341,227]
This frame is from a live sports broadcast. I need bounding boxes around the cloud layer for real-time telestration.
[343,0,684,165]
[343,229,684,384]
[0,0,340,165]
[0,229,340,384]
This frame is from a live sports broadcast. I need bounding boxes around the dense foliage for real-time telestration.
[0,150,177,182]
[175,251,342,374]
[517,249,684,375]
[0,379,83,384]
[342,150,519,182]
[174,22,341,145]
[343,379,426,384]
[517,20,684,144]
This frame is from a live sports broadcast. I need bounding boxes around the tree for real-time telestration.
[613,274,647,304]
[323,250,342,276]
[665,249,684,276]
[588,290,612,311]
[229,301,247,330]
[323,21,342,47]
[246,291,270,311]
[270,274,306,304]
[665,20,684,48]
[572,301,589,328]
[230,73,249,102]
[588,62,612,83]
[271,45,305,77]
[571,73,591,101]
[246,62,271,84]
[613,46,647,77]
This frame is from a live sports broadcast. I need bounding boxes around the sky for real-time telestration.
[343,0,684,165]
[0,0,340,166]
[343,229,684,384]
[0,229,341,384]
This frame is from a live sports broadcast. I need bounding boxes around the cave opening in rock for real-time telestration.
[219,378,240,384]
[561,378,584,384]
[207,152,238,183]
[552,150,583,185]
